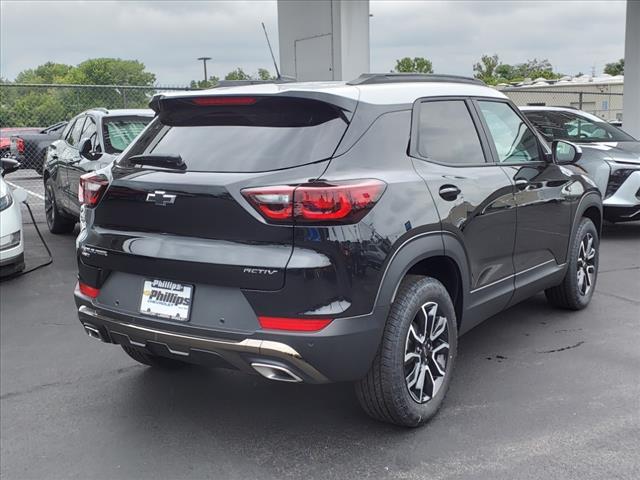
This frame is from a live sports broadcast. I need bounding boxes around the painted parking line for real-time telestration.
[5,180,45,200]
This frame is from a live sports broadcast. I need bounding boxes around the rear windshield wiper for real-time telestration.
[128,154,186,170]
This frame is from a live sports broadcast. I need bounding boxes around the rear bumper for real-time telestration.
[75,295,388,383]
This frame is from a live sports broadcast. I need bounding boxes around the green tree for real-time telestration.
[473,54,499,83]
[224,68,251,81]
[189,76,220,89]
[15,62,74,84]
[494,63,515,81]
[257,68,275,80]
[64,58,156,86]
[513,58,559,80]
[604,59,624,76]
[394,57,433,74]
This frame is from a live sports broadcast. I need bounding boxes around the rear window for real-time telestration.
[103,116,152,154]
[121,97,350,172]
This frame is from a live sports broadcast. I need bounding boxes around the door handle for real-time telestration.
[514,179,529,190]
[439,185,461,201]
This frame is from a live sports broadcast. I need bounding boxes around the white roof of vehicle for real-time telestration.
[159,80,507,105]
[519,106,605,123]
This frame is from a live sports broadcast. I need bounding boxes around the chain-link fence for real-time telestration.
[502,88,624,123]
[0,83,195,171]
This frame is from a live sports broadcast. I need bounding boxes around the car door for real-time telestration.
[66,115,98,216]
[59,115,87,209]
[474,100,574,301]
[410,98,517,327]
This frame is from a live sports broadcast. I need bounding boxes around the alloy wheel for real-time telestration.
[45,184,55,229]
[576,232,596,296]
[404,301,450,403]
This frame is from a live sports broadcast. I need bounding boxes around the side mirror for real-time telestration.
[552,140,582,165]
[1,157,20,177]
[79,137,101,160]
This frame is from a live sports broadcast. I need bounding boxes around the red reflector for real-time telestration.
[79,282,100,299]
[258,316,332,332]
[192,96,257,106]
[79,173,109,207]
[242,179,386,224]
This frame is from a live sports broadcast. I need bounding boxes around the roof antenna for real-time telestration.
[261,22,281,80]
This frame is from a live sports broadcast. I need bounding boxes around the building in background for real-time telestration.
[500,75,625,123]
[277,0,370,81]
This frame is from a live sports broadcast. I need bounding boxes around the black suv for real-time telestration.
[75,74,602,427]
[44,108,153,233]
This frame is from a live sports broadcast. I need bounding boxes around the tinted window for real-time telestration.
[478,101,540,163]
[417,100,486,164]
[122,97,349,173]
[68,116,86,147]
[523,110,636,143]
[103,116,151,154]
[81,117,99,150]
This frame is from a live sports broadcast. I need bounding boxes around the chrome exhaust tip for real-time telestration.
[251,362,303,383]
[83,323,104,342]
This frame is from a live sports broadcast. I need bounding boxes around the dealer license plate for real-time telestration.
[140,279,193,321]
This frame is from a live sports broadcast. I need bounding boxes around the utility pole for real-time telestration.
[197,57,212,82]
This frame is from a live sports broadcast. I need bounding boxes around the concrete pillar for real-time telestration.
[277,0,370,81]
[624,0,640,138]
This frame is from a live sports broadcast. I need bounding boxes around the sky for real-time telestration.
[0,0,628,85]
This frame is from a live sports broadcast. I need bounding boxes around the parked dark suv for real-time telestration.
[44,108,153,233]
[75,74,602,427]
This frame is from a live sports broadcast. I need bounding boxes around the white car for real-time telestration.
[1,159,27,277]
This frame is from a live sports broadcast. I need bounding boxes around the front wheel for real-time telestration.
[356,276,458,427]
[545,217,599,310]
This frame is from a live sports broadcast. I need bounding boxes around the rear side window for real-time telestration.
[417,100,486,165]
[103,116,151,154]
[123,97,349,173]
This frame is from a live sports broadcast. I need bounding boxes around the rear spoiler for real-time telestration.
[148,91,358,120]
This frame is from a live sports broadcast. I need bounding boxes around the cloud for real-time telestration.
[0,0,627,85]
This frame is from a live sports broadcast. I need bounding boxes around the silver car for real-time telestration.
[521,106,640,223]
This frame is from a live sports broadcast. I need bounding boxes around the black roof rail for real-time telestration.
[347,73,485,86]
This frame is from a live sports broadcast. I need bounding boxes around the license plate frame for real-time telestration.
[139,279,193,322]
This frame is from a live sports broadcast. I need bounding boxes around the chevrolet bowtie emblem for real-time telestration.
[146,190,176,206]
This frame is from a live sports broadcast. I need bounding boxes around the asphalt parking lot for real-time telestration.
[1,171,639,480]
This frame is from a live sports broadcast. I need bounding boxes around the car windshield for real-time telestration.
[102,116,152,154]
[523,110,636,143]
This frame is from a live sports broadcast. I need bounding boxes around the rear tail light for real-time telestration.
[79,173,109,207]
[15,138,25,154]
[78,282,100,299]
[242,179,386,224]
[192,96,257,106]
[258,316,332,332]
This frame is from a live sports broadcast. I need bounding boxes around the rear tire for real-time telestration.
[356,275,458,427]
[545,217,599,310]
[121,345,189,369]
[44,178,75,234]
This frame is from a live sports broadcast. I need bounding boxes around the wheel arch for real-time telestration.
[376,231,470,329]
[573,191,603,238]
